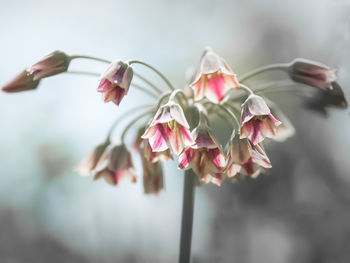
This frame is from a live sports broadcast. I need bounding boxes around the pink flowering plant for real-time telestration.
[2,47,347,263]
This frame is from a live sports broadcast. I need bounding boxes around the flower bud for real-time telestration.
[2,70,40,93]
[27,51,70,80]
[287,58,337,91]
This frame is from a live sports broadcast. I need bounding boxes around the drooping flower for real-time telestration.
[144,141,173,163]
[93,144,137,185]
[287,58,337,91]
[226,133,272,179]
[240,94,282,145]
[141,101,194,155]
[2,70,40,93]
[74,139,110,176]
[191,48,240,103]
[97,60,133,106]
[141,143,164,194]
[178,120,226,186]
[27,51,70,80]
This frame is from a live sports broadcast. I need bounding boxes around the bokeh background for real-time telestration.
[1,0,350,262]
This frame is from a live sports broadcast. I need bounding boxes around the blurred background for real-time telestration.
[1,0,350,262]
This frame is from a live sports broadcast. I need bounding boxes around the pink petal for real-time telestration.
[97,79,112,92]
[178,148,195,169]
[149,124,170,152]
[206,74,225,103]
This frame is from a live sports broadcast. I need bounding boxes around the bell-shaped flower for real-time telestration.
[226,133,271,179]
[93,144,137,186]
[141,101,194,155]
[74,139,110,176]
[240,94,282,145]
[141,143,164,194]
[27,51,70,80]
[287,58,337,91]
[2,70,40,93]
[178,121,226,185]
[191,48,240,103]
[97,60,133,106]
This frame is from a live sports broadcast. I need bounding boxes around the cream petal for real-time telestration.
[169,103,190,129]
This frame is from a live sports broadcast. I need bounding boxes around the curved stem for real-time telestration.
[107,105,153,140]
[134,72,163,94]
[120,109,155,143]
[178,169,196,263]
[239,63,288,83]
[239,84,254,95]
[204,102,240,131]
[66,70,100,77]
[129,60,175,91]
[169,89,188,108]
[131,83,158,98]
[70,55,111,64]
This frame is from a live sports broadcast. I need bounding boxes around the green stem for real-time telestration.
[69,55,111,64]
[204,102,240,131]
[239,84,254,95]
[134,72,163,94]
[66,70,100,77]
[239,63,288,83]
[129,60,175,91]
[120,109,155,143]
[178,169,196,263]
[107,105,153,140]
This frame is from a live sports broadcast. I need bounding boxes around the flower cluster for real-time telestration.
[2,48,347,194]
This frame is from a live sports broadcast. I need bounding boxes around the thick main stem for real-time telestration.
[178,170,196,263]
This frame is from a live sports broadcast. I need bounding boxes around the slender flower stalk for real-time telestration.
[121,109,155,144]
[239,63,289,82]
[129,60,176,91]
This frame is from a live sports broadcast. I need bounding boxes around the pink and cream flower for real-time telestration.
[141,143,164,194]
[74,139,110,176]
[97,60,133,106]
[141,101,194,155]
[240,94,282,145]
[93,144,137,186]
[178,125,226,186]
[226,133,272,179]
[191,48,240,103]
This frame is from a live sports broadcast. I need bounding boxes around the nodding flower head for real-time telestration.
[2,70,40,93]
[178,119,226,186]
[240,94,282,145]
[191,48,240,103]
[74,139,110,176]
[141,101,194,155]
[226,133,272,179]
[97,60,133,106]
[27,50,70,80]
[141,143,164,194]
[288,58,337,91]
[93,144,137,186]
